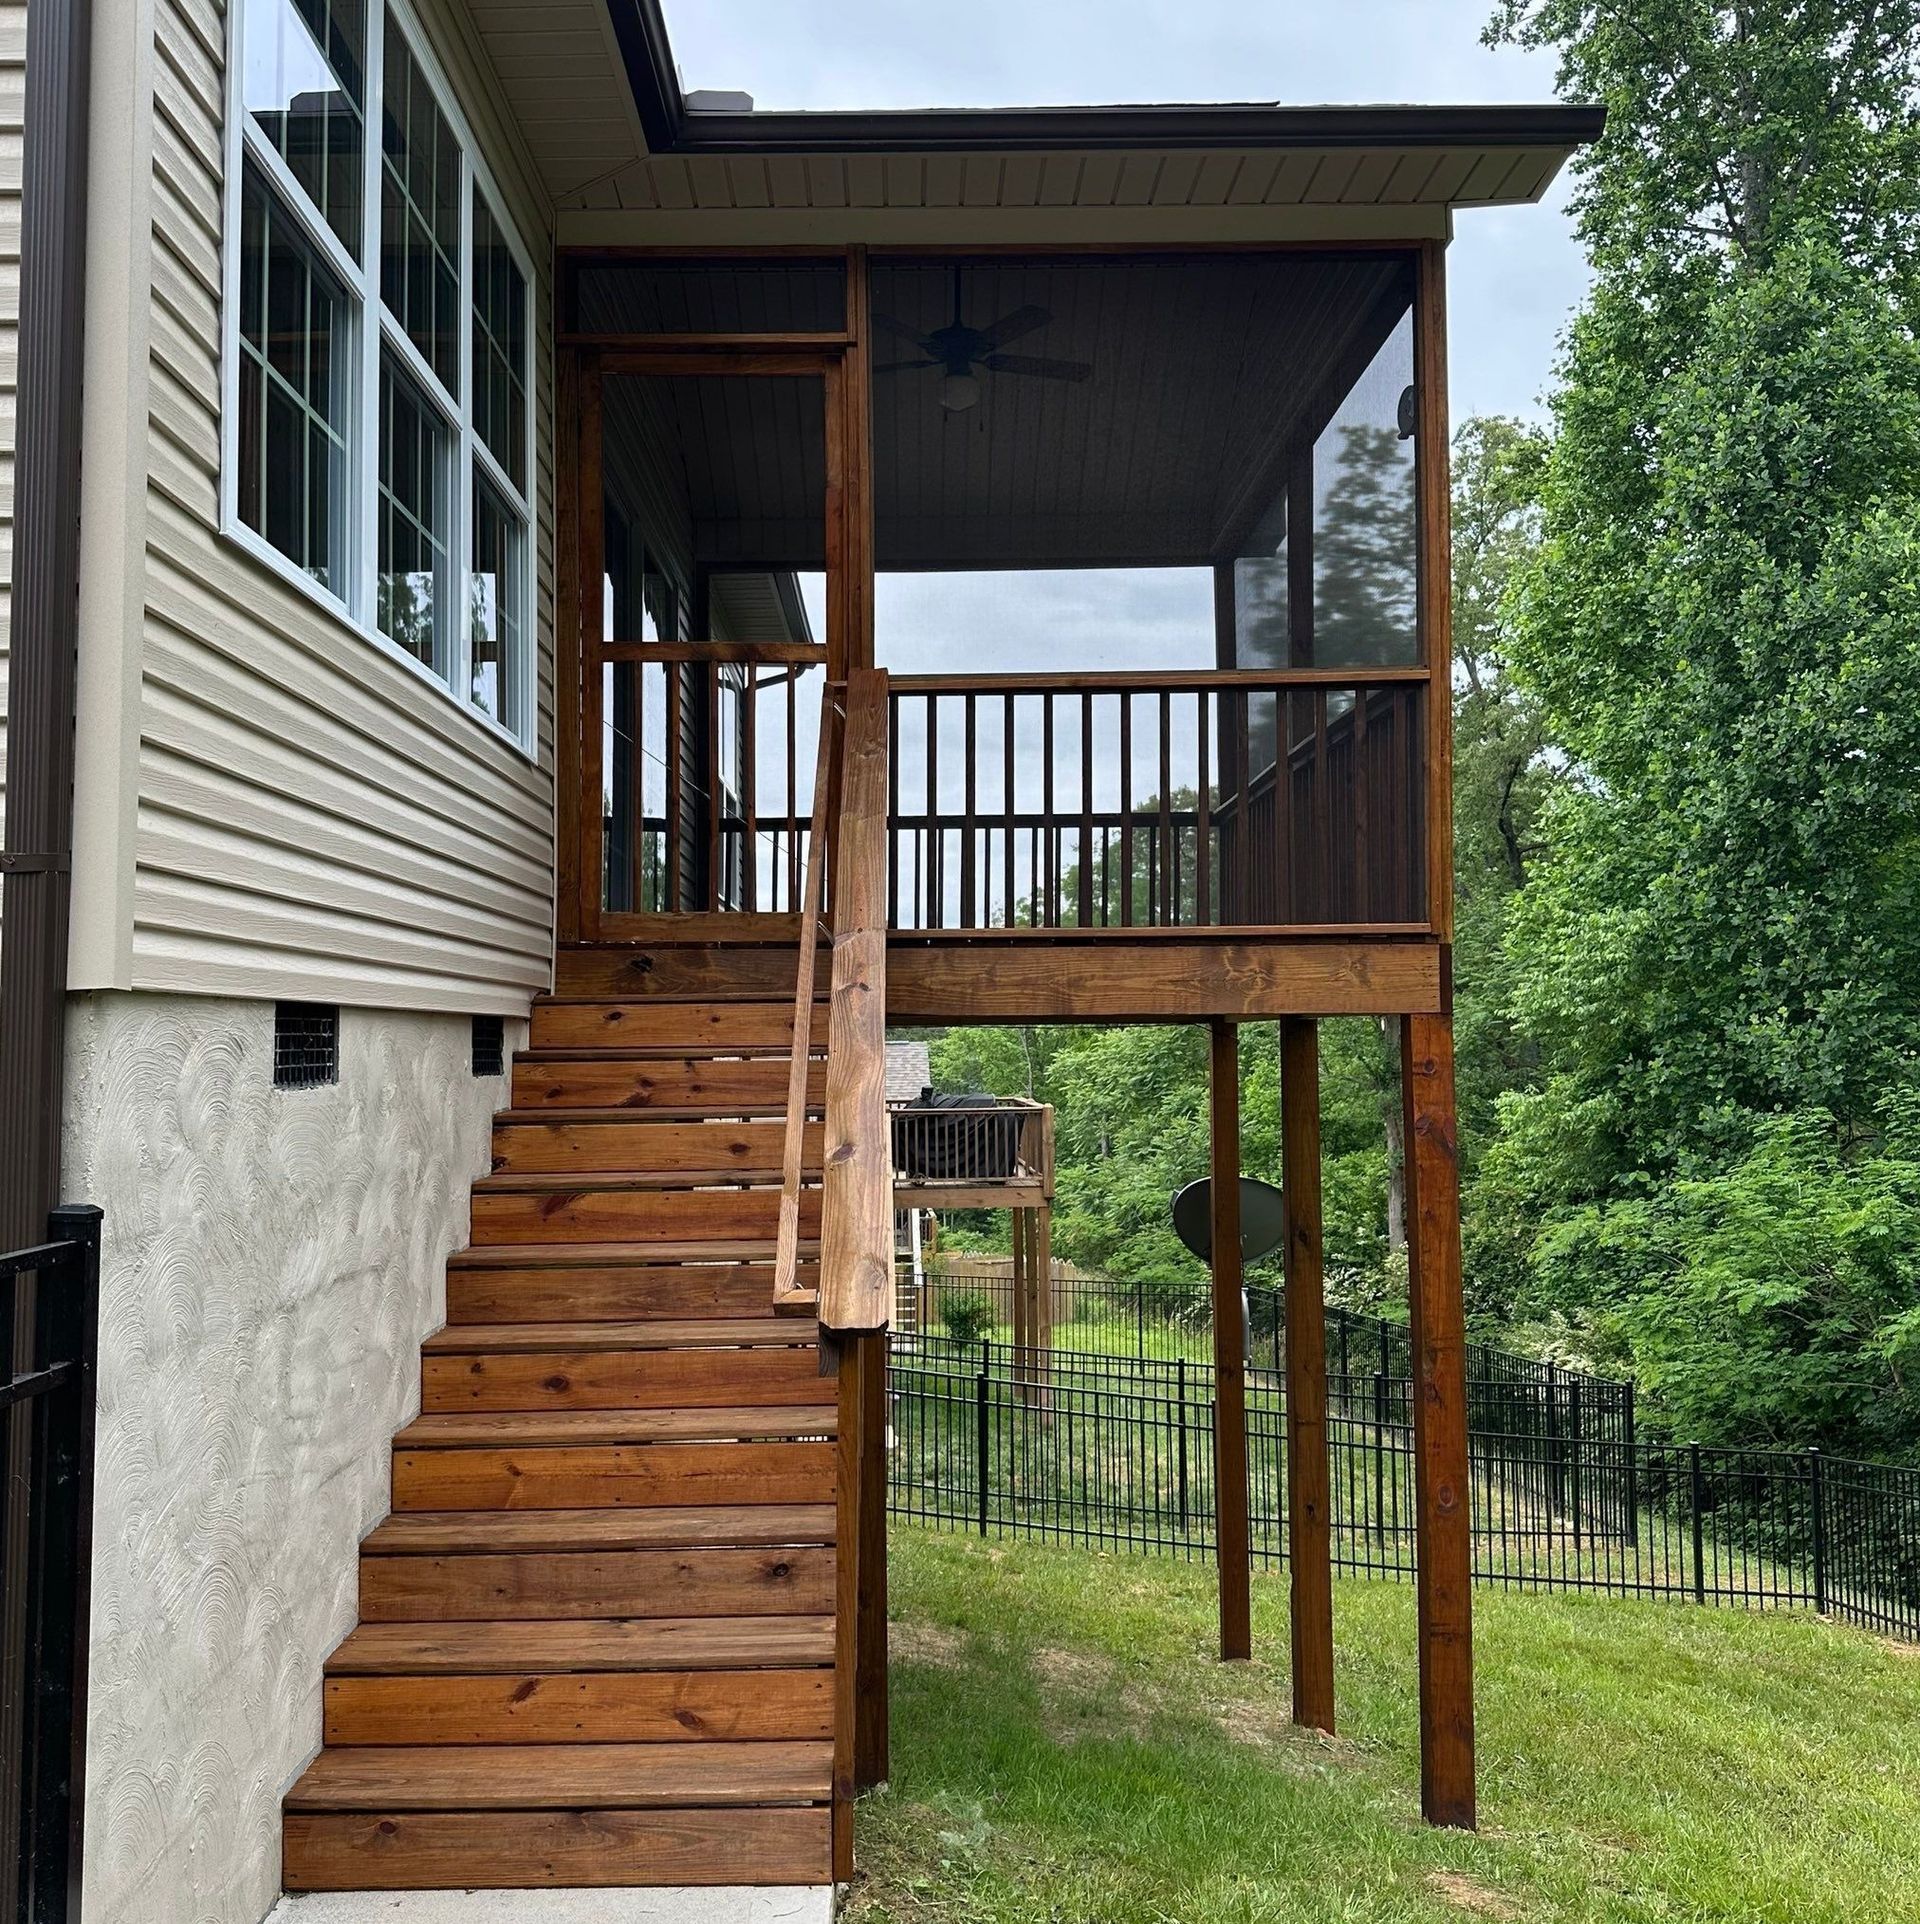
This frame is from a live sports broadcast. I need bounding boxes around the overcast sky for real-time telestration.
[661,0,1592,426]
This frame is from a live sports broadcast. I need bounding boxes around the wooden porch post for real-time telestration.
[1281,1016,1335,1731]
[1401,1012,1475,1827]
[1010,1205,1030,1404]
[1209,1019,1252,1661]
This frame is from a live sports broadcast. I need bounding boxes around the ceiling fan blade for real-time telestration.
[872,311,929,346]
[975,304,1053,351]
[982,352,1094,382]
[872,357,940,374]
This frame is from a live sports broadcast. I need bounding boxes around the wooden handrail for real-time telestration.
[772,680,842,1308]
[889,666,1428,693]
[818,665,893,1336]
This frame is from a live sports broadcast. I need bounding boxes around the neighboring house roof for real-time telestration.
[885,1041,932,1104]
[478,6,1603,230]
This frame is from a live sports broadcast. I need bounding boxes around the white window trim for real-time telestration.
[219,0,540,761]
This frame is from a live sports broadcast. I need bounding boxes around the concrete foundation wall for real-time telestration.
[61,992,519,1924]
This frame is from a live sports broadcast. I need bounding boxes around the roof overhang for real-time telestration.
[602,0,1604,163]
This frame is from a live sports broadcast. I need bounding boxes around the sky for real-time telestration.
[660,0,1593,426]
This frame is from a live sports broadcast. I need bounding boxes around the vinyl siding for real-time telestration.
[0,3,23,845]
[129,0,556,1013]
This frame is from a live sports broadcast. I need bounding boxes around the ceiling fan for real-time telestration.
[873,267,1093,412]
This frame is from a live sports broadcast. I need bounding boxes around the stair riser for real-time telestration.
[491,1118,822,1175]
[422,1346,825,1413]
[531,1002,827,1051]
[446,1263,801,1324]
[512,1058,825,1109]
[470,1187,817,1245]
[360,1546,836,1621]
[324,1669,833,1745]
[392,1440,836,1511]
[283,1807,832,1890]
[553,948,803,1001]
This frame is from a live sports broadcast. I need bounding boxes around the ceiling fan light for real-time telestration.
[939,372,980,413]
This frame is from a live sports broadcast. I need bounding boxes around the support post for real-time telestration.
[1033,1202,1053,1412]
[1281,1017,1334,1731]
[832,1329,889,1883]
[1400,1012,1475,1827]
[1209,1019,1252,1661]
[1010,1207,1030,1405]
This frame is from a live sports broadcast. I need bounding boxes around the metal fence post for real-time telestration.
[1622,1386,1638,1544]
[975,1368,990,1538]
[1690,1442,1707,1605]
[1808,1447,1827,1615]
[1372,1369,1388,1544]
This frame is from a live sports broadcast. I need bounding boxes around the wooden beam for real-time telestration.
[1401,1011,1475,1827]
[854,1330,889,1790]
[1209,1019,1252,1663]
[1281,1017,1334,1732]
[887,938,1443,1022]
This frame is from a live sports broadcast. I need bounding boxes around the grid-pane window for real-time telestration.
[380,15,461,392]
[379,357,450,674]
[472,192,527,487]
[235,162,351,591]
[242,0,366,255]
[470,473,524,732]
[226,1,535,751]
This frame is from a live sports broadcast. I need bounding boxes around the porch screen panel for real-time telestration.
[868,251,1426,933]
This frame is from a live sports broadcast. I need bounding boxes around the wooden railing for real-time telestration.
[600,640,826,917]
[817,666,894,1336]
[885,668,1428,933]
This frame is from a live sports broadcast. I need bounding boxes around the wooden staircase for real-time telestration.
[281,986,845,1892]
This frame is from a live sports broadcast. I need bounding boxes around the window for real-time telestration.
[223,0,536,752]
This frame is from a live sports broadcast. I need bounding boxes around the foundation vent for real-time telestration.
[273,1003,339,1089]
[472,1014,505,1078]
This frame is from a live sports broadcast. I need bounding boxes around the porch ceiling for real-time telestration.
[459,5,1602,232]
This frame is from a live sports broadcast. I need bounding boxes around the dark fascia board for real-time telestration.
[606,2,1605,159]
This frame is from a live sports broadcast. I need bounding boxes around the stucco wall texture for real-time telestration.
[61,993,520,1924]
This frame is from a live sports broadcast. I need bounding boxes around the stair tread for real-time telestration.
[286,1740,832,1810]
[395,1407,836,1447]
[327,1615,835,1675]
[474,1169,803,1194]
[363,1503,837,1555]
[425,1318,818,1354]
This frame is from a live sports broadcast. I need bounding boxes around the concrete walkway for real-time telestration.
[266,1890,834,1923]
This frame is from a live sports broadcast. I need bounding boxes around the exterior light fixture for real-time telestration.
[940,372,981,412]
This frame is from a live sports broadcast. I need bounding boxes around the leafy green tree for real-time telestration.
[1477,1,1920,1449]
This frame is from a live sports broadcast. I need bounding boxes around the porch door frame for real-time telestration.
[555,258,875,943]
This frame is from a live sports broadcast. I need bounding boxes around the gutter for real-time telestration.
[603,0,1605,158]
[0,0,94,1247]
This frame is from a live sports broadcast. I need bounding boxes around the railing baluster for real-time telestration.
[706,661,721,911]
[743,667,758,912]
[962,693,978,929]
[666,662,683,912]
[1274,686,1289,924]
[1352,683,1370,923]
[1042,693,1057,927]
[1079,692,1093,929]
[1312,688,1330,925]
[1003,692,1016,931]
[1159,689,1173,926]
[1196,690,1211,926]
[1120,693,1133,928]
[888,688,901,929]
[1235,689,1252,924]
[787,669,800,912]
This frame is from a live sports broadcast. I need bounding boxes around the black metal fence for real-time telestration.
[0,1206,100,1924]
[887,1342,1920,1643]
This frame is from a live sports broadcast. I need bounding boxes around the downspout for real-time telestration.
[0,0,95,1247]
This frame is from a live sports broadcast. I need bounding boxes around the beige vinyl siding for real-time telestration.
[0,3,23,846]
[132,0,556,1013]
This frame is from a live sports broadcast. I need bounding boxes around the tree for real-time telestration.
[1478,1,1920,1450]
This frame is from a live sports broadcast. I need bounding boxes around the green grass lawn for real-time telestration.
[846,1525,1920,1924]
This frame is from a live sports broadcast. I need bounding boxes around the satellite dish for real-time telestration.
[1171,1177,1287,1266]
